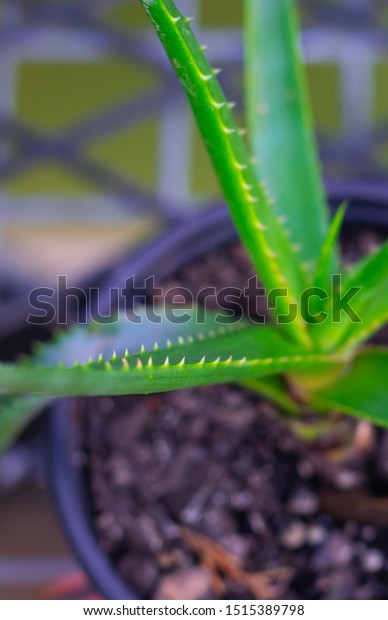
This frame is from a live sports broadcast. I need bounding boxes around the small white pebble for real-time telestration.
[335,470,362,490]
[363,549,384,573]
[281,522,307,549]
[335,543,353,565]
[306,525,326,546]
[288,490,319,516]
[249,513,266,535]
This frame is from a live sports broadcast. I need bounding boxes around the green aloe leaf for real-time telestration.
[0,322,344,398]
[312,203,347,293]
[0,308,343,452]
[139,0,311,347]
[244,0,331,276]
[310,348,388,428]
[314,240,388,351]
[308,203,347,326]
[0,307,239,451]
[0,396,52,453]
[240,375,299,415]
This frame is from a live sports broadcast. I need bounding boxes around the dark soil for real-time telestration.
[81,225,388,600]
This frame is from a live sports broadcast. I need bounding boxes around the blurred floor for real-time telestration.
[0,480,77,599]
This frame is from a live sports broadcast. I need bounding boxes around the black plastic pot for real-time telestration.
[47,187,388,600]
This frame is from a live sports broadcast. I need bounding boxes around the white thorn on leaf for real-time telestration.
[154,342,159,351]
[140,344,146,354]
[171,15,181,23]
[267,248,277,259]
[227,101,236,108]
[136,358,143,369]
[199,356,206,365]
[213,67,222,75]
[235,162,248,171]
[163,356,170,367]
[213,356,221,364]
[239,357,247,364]
[256,220,267,231]
[166,339,172,348]
[178,356,186,367]
[147,357,153,368]
[122,358,129,368]
[211,99,226,109]
[178,336,185,345]
[98,353,103,363]
[225,356,233,364]
[223,126,236,135]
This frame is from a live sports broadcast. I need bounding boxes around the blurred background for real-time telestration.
[0,0,388,599]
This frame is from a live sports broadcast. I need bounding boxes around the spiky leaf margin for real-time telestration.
[244,0,332,276]
[139,0,311,347]
[0,322,346,397]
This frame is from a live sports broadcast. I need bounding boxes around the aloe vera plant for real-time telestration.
[0,0,387,453]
